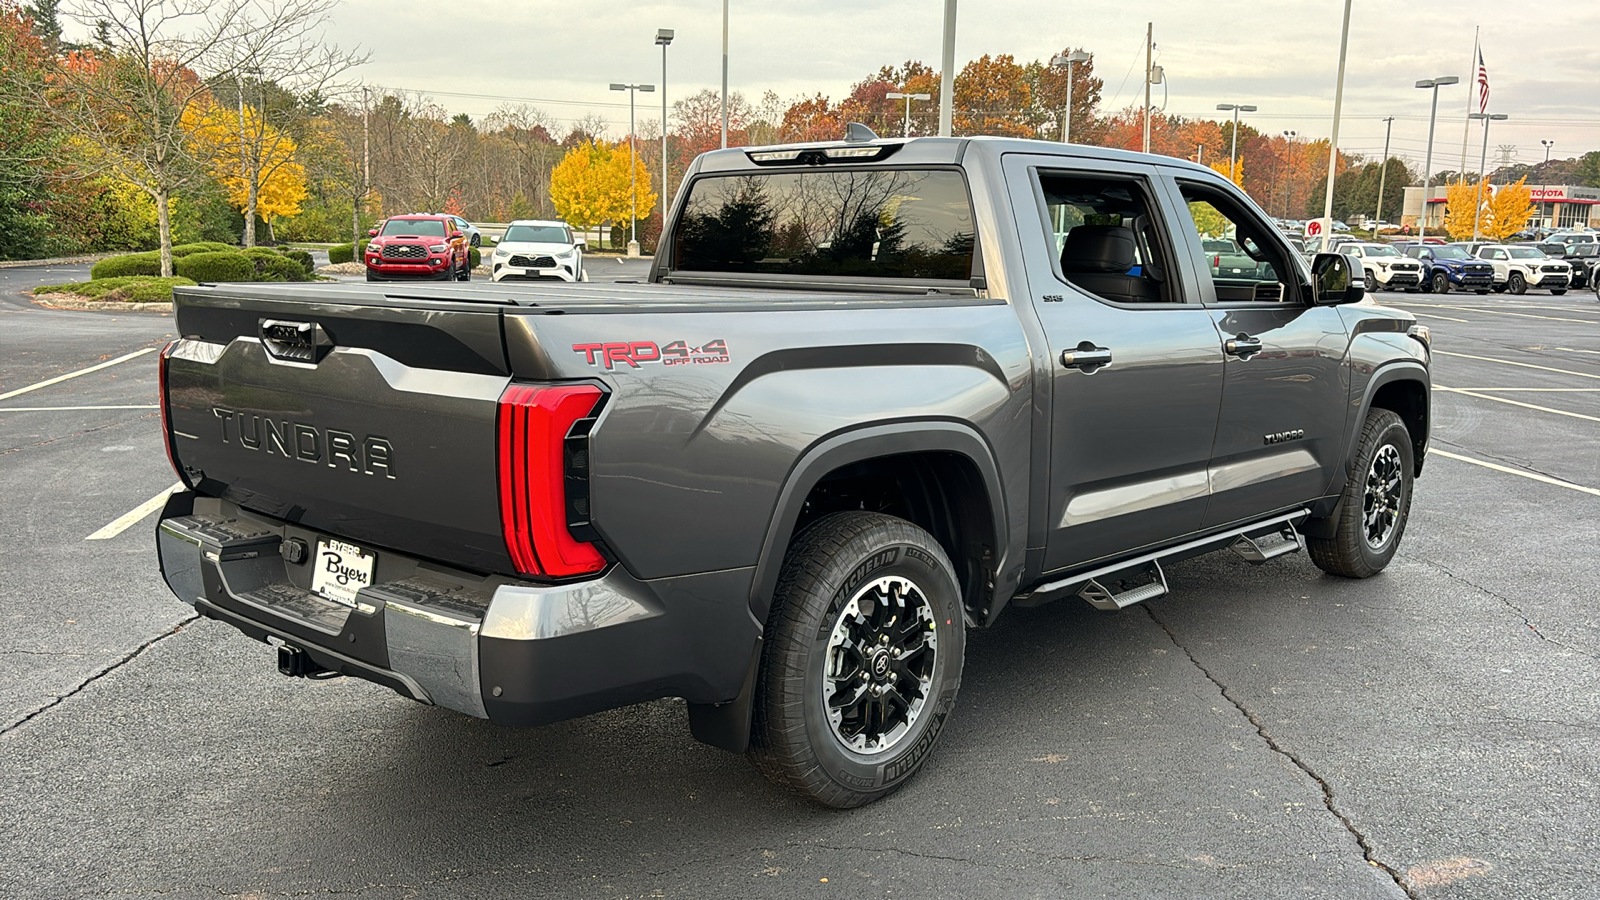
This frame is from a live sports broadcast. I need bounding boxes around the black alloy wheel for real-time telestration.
[1308,409,1414,578]
[1430,272,1450,294]
[1508,271,1527,294]
[749,512,965,808]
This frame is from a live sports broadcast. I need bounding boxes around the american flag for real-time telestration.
[1476,50,1490,114]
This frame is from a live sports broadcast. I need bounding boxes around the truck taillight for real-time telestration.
[158,341,189,487]
[497,383,606,578]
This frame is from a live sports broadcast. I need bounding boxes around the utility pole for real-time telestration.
[1142,22,1152,154]
[938,0,956,136]
[1374,116,1394,229]
[720,0,728,148]
[1319,0,1352,235]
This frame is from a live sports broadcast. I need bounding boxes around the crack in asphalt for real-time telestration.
[0,413,156,456]
[1402,553,1600,662]
[811,843,973,863]
[1144,605,1417,900]
[0,614,198,738]
[1432,438,1579,486]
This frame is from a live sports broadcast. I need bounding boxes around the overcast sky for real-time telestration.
[325,0,1598,170]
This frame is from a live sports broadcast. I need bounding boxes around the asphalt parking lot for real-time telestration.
[2,268,1598,899]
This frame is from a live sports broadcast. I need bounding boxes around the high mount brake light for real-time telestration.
[158,341,189,487]
[497,383,606,578]
[745,144,900,166]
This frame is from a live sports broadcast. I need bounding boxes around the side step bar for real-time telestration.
[1078,561,1169,611]
[1014,509,1310,611]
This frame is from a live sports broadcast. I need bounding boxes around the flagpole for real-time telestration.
[1457,26,1478,182]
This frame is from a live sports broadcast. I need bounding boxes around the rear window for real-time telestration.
[672,168,975,281]
[382,219,447,237]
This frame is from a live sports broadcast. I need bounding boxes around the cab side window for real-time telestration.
[1178,182,1300,303]
[1037,171,1181,304]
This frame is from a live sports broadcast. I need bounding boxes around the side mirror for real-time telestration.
[574,238,587,249]
[367,229,378,237]
[489,235,499,244]
[449,231,464,241]
[1311,252,1366,305]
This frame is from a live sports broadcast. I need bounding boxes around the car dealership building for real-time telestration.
[1402,184,1600,232]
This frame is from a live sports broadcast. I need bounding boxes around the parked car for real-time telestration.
[1541,233,1600,289]
[1344,242,1425,291]
[363,215,472,282]
[1394,242,1496,294]
[1202,238,1270,280]
[156,135,1429,808]
[1303,233,1359,258]
[490,220,586,282]
[1472,244,1572,294]
[443,215,482,248]
[1331,219,1351,233]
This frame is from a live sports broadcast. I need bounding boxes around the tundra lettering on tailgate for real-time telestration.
[572,339,729,369]
[211,407,396,478]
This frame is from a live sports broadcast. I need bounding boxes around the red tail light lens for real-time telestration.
[497,383,606,578]
[158,341,189,487]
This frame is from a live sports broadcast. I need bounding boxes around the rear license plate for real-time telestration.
[311,539,375,608]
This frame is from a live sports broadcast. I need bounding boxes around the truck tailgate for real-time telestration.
[166,285,515,574]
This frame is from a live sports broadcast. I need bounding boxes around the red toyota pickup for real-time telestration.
[364,215,472,282]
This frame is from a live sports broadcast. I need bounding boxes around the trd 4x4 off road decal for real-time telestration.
[573,339,729,369]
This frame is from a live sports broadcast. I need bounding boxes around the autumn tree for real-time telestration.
[1210,158,1244,187]
[184,102,308,238]
[954,54,1032,137]
[780,94,839,143]
[877,61,940,137]
[549,140,656,244]
[1483,177,1534,241]
[1442,180,1485,240]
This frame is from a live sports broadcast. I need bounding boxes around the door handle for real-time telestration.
[1061,342,1113,372]
[1223,334,1262,358]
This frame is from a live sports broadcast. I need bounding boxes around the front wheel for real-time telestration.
[1430,272,1449,294]
[1308,409,1414,579]
[1508,271,1527,294]
[748,512,965,808]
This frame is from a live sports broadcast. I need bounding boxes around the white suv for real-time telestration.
[1344,243,1424,291]
[490,220,586,283]
[1473,245,1571,295]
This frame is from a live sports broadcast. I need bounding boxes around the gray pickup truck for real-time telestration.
[156,135,1431,808]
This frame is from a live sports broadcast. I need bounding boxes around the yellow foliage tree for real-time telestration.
[1483,177,1535,242]
[1442,180,1486,241]
[549,140,657,242]
[183,103,309,235]
[1210,158,1244,188]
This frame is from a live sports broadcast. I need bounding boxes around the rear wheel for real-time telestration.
[1508,271,1527,294]
[457,257,471,282]
[1430,272,1449,294]
[1308,409,1414,579]
[1475,289,1490,295]
[748,512,965,808]
[1552,289,1567,296]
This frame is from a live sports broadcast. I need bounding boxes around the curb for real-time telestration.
[0,254,116,269]
[29,293,172,313]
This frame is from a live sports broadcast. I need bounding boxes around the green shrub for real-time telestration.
[173,251,255,283]
[469,247,481,268]
[251,254,310,282]
[171,241,236,257]
[328,242,354,264]
[90,252,161,279]
[35,276,195,303]
[282,249,314,275]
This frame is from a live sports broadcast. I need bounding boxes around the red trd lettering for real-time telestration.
[572,343,603,364]
[603,343,638,368]
[630,341,661,363]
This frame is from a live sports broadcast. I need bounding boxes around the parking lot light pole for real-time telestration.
[610,82,656,256]
[1540,138,1554,229]
[1049,50,1091,143]
[1216,103,1256,184]
[1470,112,1509,241]
[1415,76,1460,242]
[1281,130,1297,218]
[657,29,674,216]
[884,91,931,138]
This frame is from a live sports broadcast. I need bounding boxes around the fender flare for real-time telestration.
[748,420,1009,627]
[687,421,1007,756]
[1308,359,1430,536]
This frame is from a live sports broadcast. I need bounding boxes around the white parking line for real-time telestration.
[1437,387,1600,424]
[1434,350,1600,381]
[1419,304,1600,326]
[86,482,183,541]
[0,348,157,401]
[0,405,159,411]
[1430,449,1600,498]
[1449,388,1600,393]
